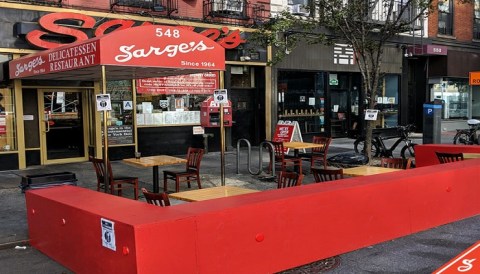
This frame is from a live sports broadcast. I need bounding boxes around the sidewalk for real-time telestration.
[1,131,478,273]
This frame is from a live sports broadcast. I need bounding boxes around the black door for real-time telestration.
[230,88,261,145]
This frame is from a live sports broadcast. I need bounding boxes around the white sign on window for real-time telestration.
[96,94,112,111]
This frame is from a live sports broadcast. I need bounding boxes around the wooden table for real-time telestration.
[463,153,480,160]
[343,166,401,177]
[123,155,187,193]
[169,186,259,202]
[283,141,324,157]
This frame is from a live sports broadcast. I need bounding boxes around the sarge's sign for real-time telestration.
[24,12,246,50]
[10,25,225,79]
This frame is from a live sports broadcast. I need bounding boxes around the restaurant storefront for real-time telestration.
[0,3,269,170]
[273,42,403,139]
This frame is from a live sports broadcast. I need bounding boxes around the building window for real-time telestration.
[438,0,453,35]
[0,87,16,152]
[106,80,135,145]
[474,0,480,39]
[288,0,311,16]
[431,78,469,119]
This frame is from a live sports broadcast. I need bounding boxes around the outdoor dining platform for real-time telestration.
[24,144,480,273]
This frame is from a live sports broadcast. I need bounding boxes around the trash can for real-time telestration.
[20,172,77,192]
[327,153,368,168]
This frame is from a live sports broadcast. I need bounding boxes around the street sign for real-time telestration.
[329,79,339,85]
[433,241,480,273]
[96,94,112,111]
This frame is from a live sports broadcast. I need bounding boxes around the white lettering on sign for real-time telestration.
[114,41,215,63]
[15,56,45,77]
[458,258,476,272]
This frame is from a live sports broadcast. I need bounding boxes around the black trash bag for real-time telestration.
[327,153,368,168]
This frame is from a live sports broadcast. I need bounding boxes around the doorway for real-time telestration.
[38,89,88,164]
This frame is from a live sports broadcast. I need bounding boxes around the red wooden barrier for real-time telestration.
[26,159,480,273]
[415,144,480,167]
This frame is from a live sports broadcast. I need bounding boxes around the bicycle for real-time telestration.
[453,119,480,145]
[353,124,418,159]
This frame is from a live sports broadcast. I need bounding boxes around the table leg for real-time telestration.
[294,149,301,173]
[153,166,159,193]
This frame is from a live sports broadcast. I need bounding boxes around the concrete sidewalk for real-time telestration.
[1,132,478,273]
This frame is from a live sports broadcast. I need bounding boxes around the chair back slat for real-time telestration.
[277,171,304,188]
[435,152,464,164]
[271,141,286,161]
[380,157,412,169]
[186,147,205,170]
[311,167,344,182]
[142,188,170,207]
[90,156,113,184]
[312,136,331,154]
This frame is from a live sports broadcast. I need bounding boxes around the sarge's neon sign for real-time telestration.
[25,12,246,50]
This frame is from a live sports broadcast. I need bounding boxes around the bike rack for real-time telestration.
[236,139,276,180]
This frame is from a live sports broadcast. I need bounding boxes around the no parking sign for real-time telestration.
[96,94,112,111]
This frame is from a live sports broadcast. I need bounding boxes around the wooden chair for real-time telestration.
[380,157,412,169]
[300,136,332,170]
[435,152,464,164]
[277,171,304,189]
[141,188,170,207]
[311,167,344,182]
[90,156,139,200]
[163,147,205,193]
[269,141,303,175]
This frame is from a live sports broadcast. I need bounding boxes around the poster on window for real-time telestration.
[136,72,219,95]
[0,115,6,134]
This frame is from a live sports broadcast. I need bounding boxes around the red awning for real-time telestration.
[9,25,225,81]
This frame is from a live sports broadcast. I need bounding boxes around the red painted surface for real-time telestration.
[415,144,480,167]
[26,159,480,273]
[433,241,480,273]
[10,25,225,79]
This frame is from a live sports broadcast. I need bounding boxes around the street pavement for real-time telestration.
[0,131,479,273]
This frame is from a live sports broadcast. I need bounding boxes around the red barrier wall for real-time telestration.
[26,159,480,273]
[415,144,480,167]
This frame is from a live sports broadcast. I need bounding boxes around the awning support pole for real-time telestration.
[101,65,109,193]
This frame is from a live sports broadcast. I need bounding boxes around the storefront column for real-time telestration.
[93,82,103,159]
[14,78,26,169]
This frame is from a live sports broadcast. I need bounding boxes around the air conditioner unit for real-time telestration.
[213,0,244,13]
[290,4,309,16]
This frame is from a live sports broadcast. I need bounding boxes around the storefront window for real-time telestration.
[278,71,326,134]
[0,88,16,151]
[135,72,219,126]
[431,78,469,119]
[375,75,399,128]
[106,80,134,145]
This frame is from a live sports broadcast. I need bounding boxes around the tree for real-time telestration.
[253,0,434,161]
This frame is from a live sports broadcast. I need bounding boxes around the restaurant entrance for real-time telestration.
[38,89,88,164]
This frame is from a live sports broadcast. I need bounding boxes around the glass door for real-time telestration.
[330,89,348,137]
[39,89,87,163]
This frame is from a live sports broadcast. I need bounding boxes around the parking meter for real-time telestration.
[423,100,442,144]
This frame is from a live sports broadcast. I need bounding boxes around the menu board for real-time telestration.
[272,120,304,154]
[107,125,133,145]
[136,72,218,95]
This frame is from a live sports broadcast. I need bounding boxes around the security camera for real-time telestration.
[404,53,409,57]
